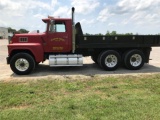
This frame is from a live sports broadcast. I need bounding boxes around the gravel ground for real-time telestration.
[0,39,160,81]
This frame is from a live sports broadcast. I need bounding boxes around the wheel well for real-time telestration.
[91,48,151,63]
[9,50,35,63]
[91,49,123,57]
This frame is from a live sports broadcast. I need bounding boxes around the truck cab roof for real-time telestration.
[42,18,72,23]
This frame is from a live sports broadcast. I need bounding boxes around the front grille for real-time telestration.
[19,37,28,42]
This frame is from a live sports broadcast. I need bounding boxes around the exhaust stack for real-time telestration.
[72,7,76,53]
[72,7,75,25]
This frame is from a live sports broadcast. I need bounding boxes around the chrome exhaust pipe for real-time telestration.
[72,7,76,53]
[72,7,75,25]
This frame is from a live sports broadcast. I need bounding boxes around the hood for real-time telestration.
[14,33,46,37]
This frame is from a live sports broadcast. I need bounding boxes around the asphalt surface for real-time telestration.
[0,39,160,80]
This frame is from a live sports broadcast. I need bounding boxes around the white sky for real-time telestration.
[0,0,160,34]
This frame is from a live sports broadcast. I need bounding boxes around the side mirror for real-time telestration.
[50,20,55,25]
[49,20,55,32]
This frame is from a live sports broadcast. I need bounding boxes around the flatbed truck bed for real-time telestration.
[77,35,160,48]
[75,23,160,49]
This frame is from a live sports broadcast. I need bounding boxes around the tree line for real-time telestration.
[85,31,133,36]
[85,31,160,36]
[8,27,29,34]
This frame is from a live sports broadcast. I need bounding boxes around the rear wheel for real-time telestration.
[98,50,121,71]
[124,49,145,70]
[10,53,35,75]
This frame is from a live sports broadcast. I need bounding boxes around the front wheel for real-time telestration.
[10,53,35,75]
[98,50,121,71]
[124,49,145,70]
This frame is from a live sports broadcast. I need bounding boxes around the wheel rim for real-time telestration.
[130,54,142,67]
[105,55,118,68]
[15,58,29,72]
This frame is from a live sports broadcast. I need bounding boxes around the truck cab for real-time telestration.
[7,8,83,75]
[42,18,73,53]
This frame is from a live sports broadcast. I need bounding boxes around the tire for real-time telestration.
[124,49,145,70]
[91,55,98,64]
[98,50,121,71]
[10,53,35,75]
[36,62,40,66]
[122,50,130,68]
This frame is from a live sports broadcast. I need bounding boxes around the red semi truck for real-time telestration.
[7,8,160,75]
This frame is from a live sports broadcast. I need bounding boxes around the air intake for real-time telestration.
[19,37,28,42]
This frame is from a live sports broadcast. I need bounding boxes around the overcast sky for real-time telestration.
[0,0,160,34]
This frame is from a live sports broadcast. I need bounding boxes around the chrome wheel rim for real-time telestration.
[15,58,29,72]
[105,55,118,67]
[130,54,142,67]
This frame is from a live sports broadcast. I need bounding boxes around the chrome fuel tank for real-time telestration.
[49,54,83,66]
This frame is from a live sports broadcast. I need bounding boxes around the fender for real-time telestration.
[8,43,44,62]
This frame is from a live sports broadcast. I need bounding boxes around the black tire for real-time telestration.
[122,50,130,68]
[124,49,145,70]
[91,55,98,64]
[36,62,40,66]
[98,50,121,71]
[10,53,35,75]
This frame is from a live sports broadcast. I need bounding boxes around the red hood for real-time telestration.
[15,33,46,37]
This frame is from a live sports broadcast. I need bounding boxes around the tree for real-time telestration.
[105,31,110,36]
[8,27,29,34]
[105,31,118,35]
[110,31,117,35]
[18,29,29,33]
[106,30,136,36]
[95,33,103,36]
[125,33,133,35]
[8,27,16,33]
[85,33,91,36]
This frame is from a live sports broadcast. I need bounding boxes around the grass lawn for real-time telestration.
[0,74,160,120]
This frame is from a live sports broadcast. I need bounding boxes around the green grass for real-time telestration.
[0,74,160,120]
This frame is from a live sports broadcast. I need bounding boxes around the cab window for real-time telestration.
[49,22,66,33]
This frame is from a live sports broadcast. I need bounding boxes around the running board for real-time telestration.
[49,54,83,67]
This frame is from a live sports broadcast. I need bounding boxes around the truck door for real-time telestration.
[47,21,70,53]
